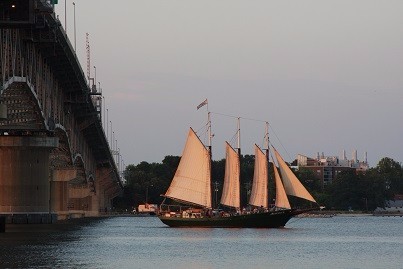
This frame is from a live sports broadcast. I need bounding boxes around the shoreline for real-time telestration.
[299,210,403,217]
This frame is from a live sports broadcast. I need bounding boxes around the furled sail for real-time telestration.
[272,158,291,209]
[249,144,268,208]
[164,128,212,208]
[220,142,241,208]
[273,148,317,203]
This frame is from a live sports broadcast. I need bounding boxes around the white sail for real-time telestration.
[220,142,241,208]
[249,144,268,208]
[272,159,291,209]
[273,148,317,203]
[164,128,212,208]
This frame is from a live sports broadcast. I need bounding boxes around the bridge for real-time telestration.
[0,0,123,223]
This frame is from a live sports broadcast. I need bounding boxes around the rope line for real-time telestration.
[195,107,296,163]
[210,111,267,123]
[209,111,293,161]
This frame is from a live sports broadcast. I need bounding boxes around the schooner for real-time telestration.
[158,116,318,228]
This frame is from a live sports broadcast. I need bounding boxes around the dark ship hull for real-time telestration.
[159,209,310,228]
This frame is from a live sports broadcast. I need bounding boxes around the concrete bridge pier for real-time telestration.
[50,168,76,220]
[0,136,58,223]
[96,167,121,214]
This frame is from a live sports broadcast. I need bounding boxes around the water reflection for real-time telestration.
[0,219,100,268]
[1,216,402,269]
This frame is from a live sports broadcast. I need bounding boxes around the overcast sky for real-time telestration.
[56,1,403,167]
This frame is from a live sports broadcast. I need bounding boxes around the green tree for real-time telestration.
[116,160,174,210]
[325,159,397,211]
[360,168,388,210]
[327,170,361,210]
[375,157,403,197]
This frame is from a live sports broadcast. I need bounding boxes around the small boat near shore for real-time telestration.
[158,111,318,228]
[136,204,157,215]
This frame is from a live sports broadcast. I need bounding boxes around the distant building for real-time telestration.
[297,150,369,188]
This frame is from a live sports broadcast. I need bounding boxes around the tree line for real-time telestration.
[113,156,403,212]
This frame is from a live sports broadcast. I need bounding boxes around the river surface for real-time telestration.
[0,215,402,269]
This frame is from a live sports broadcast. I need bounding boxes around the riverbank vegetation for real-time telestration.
[113,156,403,212]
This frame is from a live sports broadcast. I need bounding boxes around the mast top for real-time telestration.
[236,117,241,151]
[264,121,269,151]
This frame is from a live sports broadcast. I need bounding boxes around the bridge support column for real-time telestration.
[51,168,77,220]
[96,167,120,215]
[68,186,93,218]
[51,168,99,219]
[0,136,58,223]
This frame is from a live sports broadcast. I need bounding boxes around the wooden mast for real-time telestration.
[207,111,213,209]
[237,117,242,210]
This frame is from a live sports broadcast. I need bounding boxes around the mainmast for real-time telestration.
[196,98,212,208]
[208,111,212,153]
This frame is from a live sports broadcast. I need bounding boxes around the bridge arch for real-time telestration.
[50,124,74,168]
[0,76,49,132]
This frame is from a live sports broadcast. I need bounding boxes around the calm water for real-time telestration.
[0,215,402,269]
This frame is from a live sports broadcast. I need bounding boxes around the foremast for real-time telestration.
[207,111,213,209]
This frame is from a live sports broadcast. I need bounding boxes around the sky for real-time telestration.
[55,0,403,168]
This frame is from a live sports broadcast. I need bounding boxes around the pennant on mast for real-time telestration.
[197,99,208,110]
